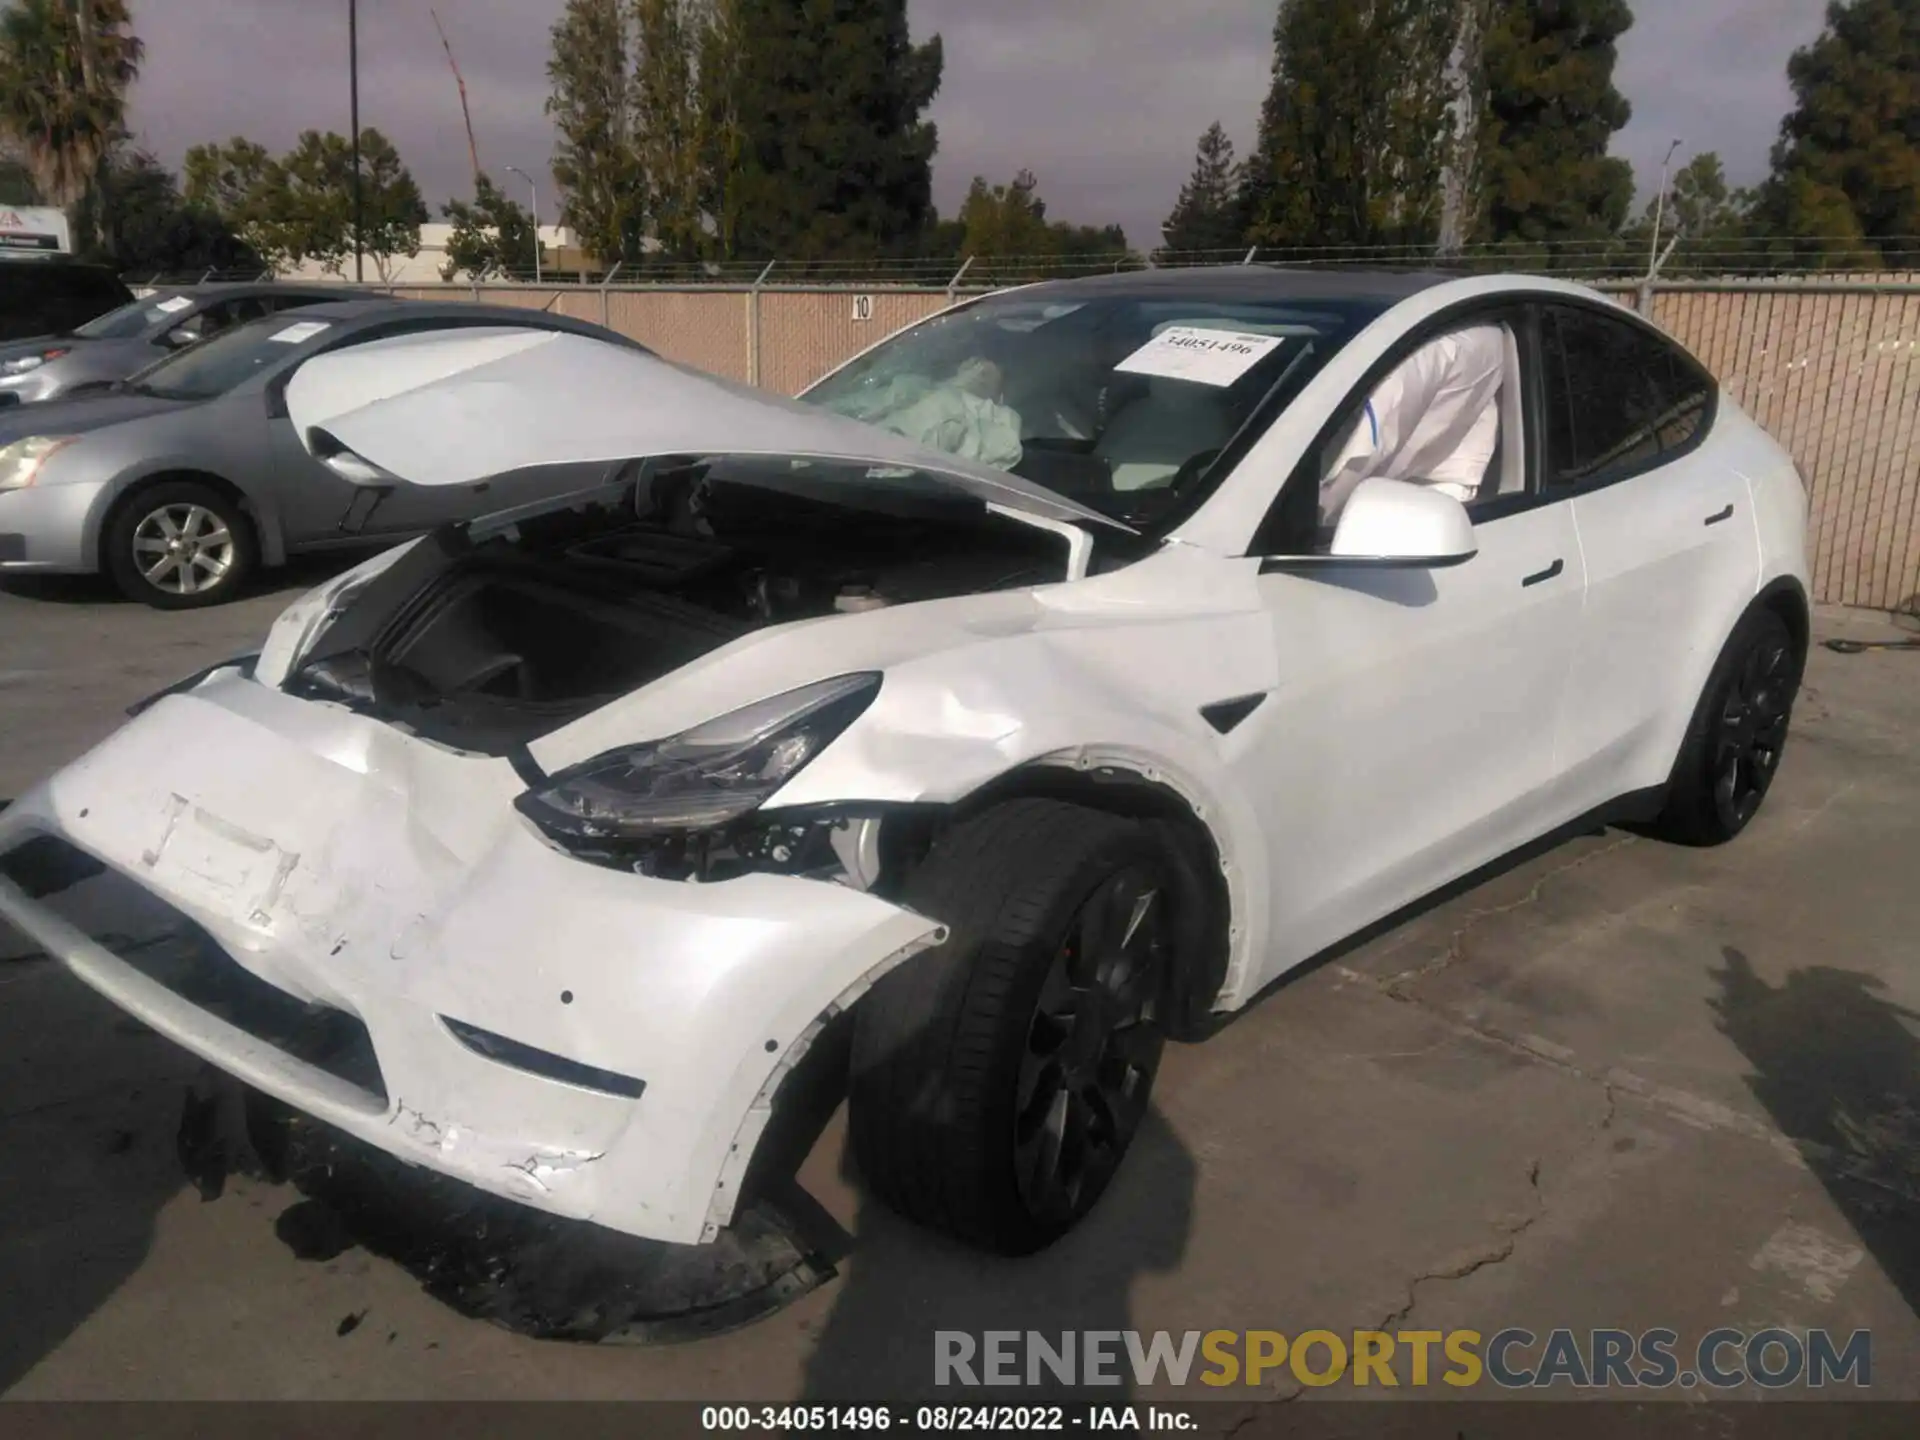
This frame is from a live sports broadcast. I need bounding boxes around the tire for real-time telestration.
[848,799,1175,1255]
[1651,607,1803,846]
[104,480,256,609]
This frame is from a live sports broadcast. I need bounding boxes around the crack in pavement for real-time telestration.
[1374,1155,1551,1334]
[1364,1074,1617,1335]
[1378,836,1641,997]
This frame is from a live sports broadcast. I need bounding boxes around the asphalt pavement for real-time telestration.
[2,564,1917,1406]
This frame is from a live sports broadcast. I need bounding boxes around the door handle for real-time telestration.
[1522,559,1565,588]
[1705,504,1736,527]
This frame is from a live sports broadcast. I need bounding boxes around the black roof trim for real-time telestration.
[1006,264,1461,305]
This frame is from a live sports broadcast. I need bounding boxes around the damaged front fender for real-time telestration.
[0,681,951,1246]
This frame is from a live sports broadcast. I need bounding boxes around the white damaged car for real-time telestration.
[0,270,1810,1256]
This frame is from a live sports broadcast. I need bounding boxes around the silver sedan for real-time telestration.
[0,281,353,406]
[0,298,650,607]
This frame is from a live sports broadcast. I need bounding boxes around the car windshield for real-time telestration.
[74,294,192,340]
[802,285,1387,527]
[124,313,334,400]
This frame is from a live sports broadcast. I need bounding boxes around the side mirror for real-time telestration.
[159,326,199,350]
[1328,477,1478,568]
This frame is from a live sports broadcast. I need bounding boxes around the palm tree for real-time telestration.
[0,0,144,213]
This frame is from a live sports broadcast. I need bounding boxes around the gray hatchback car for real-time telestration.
[0,281,353,406]
[0,299,650,607]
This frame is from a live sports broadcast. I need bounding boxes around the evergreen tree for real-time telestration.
[440,173,538,280]
[951,169,1129,270]
[634,0,706,261]
[76,147,260,275]
[696,0,748,260]
[957,170,1055,259]
[1754,0,1920,268]
[1475,0,1636,248]
[1618,152,1758,275]
[1161,122,1244,253]
[727,0,943,259]
[183,130,425,277]
[1238,0,1459,251]
[546,0,646,268]
[184,137,294,265]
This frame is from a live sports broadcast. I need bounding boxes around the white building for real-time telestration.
[277,222,577,285]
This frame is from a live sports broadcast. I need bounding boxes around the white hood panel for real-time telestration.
[284,329,1125,531]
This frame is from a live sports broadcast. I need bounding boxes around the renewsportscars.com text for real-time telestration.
[934,1328,1872,1390]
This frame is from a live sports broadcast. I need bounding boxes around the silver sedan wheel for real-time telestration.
[131,503,235,597]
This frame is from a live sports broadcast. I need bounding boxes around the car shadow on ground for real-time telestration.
[0,956,200,1392]
[797,1108,1196,1402]
[200,1010,1196,1390]
[1710,945,1920,1318]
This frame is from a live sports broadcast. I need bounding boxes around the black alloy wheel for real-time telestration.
[1013,863,1168,1226]
[1709,624,1797,833]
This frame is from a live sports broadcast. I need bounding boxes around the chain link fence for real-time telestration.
[120,236,1920,293]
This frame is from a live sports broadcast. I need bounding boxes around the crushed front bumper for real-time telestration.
[0,673,941,1244]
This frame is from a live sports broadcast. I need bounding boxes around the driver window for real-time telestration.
[164,301,228,348]
[1314,320,1523,538]
[163,310,209,347]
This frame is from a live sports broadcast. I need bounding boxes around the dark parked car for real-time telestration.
[0,281,358,405]
[0,258,133,346]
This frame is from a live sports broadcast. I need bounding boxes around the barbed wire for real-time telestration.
[122,237,1920,293]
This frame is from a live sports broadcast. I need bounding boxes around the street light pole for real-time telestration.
[506,166,541,283]
[1648,138,1682,278]
[350,0,363,284]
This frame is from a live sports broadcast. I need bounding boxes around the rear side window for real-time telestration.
[1539,304,1714,489]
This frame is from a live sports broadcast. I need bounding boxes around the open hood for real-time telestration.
[284,328,1128,533]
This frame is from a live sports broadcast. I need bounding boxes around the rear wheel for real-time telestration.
[848,800,1172,1255]
[105,480,256,609]
[1652,608,1802,846]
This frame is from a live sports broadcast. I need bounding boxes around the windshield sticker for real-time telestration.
[152,296,193,315]
[269,321,333,345]
[1115,327,1288,387]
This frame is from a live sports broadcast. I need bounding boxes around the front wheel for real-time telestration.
[104,481,256,609]
[848,800,1173,1255]
[1652,607,1803,846]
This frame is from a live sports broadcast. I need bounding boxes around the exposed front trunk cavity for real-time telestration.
[287,459,1069,754]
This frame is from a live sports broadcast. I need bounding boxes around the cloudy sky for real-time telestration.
[126,0,1833,250]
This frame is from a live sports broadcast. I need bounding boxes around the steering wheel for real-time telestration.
[1168,449,1223,494]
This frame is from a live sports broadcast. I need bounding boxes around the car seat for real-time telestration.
[1095,377,1236,491]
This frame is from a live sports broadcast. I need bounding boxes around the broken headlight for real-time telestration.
[514,673,881,845]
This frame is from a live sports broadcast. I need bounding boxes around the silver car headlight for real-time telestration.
[1,348,65,375]
[515,674,882,843]
[0,436,77,491]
